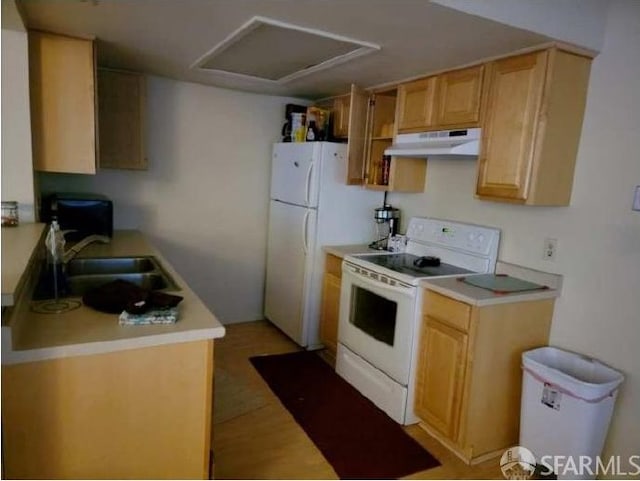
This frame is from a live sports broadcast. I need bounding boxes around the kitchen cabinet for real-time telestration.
[476,48,591,205]
[435,65,484,127]
[326,85,425,191]
[98,68,147,170]
[364,88,427,192]
[2,340,213,479]
[320,253,342,355]
[396,65,483,133]
[331,94,351,139]
[396,77,436,132]
[415,290,554,464]
[343,85,369,185]
[29,31,97,174]
[322,86,368,184]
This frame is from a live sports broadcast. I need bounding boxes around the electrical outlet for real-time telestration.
[543,238,557,261]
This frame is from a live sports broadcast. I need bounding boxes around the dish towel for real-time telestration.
[119,307,179,325]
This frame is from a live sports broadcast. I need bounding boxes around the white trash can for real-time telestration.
[520,347,624,480]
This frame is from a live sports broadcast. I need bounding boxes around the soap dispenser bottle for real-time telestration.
[45,220,67,298]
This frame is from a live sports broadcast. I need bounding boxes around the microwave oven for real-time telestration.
[41,193,113,242]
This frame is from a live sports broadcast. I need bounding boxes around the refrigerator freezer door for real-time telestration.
[271,143,320,207]
[264,200,317,346]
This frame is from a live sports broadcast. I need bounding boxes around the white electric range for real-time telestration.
[336,217,500,424]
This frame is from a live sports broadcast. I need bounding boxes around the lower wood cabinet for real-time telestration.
[415,290,554,464]
[2,340,214,479]
[320,254,342,355]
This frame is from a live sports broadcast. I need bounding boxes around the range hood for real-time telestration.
[384,128,481,158]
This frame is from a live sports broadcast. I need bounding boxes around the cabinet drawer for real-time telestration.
[423,290,471,332]
[325,254,343,278]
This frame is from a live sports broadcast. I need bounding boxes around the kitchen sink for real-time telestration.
[67,256,156,276]
[32,256,179,300]
[67,272,171,296]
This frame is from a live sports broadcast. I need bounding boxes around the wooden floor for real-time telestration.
[211,321,503,480]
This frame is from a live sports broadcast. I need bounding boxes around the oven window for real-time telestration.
[350,286,397,346]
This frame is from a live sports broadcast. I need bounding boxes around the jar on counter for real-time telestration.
[1,201,19,227]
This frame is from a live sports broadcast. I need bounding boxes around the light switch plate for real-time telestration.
[633,185,640,211]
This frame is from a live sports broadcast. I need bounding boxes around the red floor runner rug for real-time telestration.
[250,350,440,479]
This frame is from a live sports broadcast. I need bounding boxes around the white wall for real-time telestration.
[39,76,305,323]
[389,0,640,468]
[1,27,36,222]
[434,0,608,53]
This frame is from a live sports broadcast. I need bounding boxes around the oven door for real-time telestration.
[338,262,417,385]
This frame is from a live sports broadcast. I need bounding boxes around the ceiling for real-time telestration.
[15,0,554,100]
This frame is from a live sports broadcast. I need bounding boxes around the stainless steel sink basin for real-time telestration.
[67,272,172,296]
[32,256,179,300]
[67,256,156,276]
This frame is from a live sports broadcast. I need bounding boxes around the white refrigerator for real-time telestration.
[264,142,382,348]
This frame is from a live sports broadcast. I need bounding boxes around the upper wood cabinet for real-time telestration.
[320,86,427,191]
[365,89,426,193]
[396,77,436,132]
[476,49,591,205]
[344,84,369,185]
[29,31,97,174]
[415,289,555,464]
[435,65,484,127]
[331,94,351,139]
[397,65,483,133]
[98,69,147,170]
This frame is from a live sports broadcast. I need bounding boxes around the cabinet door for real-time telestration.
[98,69,147,170]
[396,77,436,132]
[435,65,484,127]
[29,31,96,174]
[332,95,350,139]
[319,273,341,354]
[414,317,468,441]
[476,51,547,201]
[345,84,369,185]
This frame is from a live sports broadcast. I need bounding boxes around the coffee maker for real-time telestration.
[281,103,308,142]
[370,204,400,250]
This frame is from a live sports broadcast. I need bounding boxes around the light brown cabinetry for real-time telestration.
[320,253,342,355]
[396,77,436,132]
[331,85,426,192]
[476,49,591,205]
[29,31,97,174]
[397,65,484,133]
[98,68,147,170]
[365,88,426,192]
[2,340,213,479]
[435,65,484,127]
[415,290,554,464]
[331,94,351,139]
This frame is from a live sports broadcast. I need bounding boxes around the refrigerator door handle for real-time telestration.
[304,161,313,206]
[302,210,310,255]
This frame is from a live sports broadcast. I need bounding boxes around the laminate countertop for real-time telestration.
[323,244,381,258]
[1,223,47,307]
[422,261,563,307]
[2,230,225,364]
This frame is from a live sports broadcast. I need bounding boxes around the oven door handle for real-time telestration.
[344,265,416,298]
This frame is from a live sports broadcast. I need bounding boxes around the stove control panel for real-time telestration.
[406,217,500,257]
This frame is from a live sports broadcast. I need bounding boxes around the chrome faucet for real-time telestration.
[62,234,111,263]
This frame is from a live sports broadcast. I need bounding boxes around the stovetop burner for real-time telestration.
[353,253,472,278]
